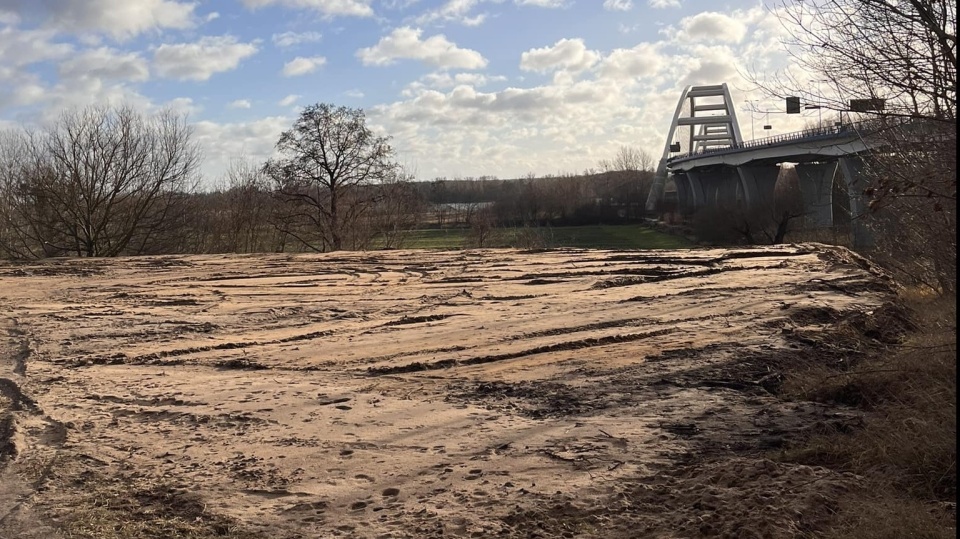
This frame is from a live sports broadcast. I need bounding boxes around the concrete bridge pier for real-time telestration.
[838,157,875,248]
[671,172,691,212]
[679,168,744,211]
[713,169,743,210]
[677,171,707,212]
[795,162,839,228]
[736,165,779,209]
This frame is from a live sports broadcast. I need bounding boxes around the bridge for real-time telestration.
[644,84,882,247]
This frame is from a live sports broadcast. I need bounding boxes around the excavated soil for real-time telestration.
[0,244,901,538]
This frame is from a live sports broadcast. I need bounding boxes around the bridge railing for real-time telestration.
[668,119,877,161]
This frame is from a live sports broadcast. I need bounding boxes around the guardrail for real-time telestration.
[668,120,873,161]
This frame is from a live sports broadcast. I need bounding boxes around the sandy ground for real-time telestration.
[0,244,899,538]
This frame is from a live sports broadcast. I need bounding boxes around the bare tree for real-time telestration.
[761,0,956,292]
[761,0,955,202]
[369,169,426,249]
[0,130,57,258]
[264,103,399,252]
[598,146,654,173]
[597,146,655,221]
[466,204,498,248]
[216,159,277,253]
[0,105,200,258]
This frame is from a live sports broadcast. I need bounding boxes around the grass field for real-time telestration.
[392,224,693,250]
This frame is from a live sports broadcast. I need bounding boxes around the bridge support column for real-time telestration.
[838,157,875,248]
[737,165,779,209]
[685,171,707,211]
[671,173,692,213]
[795,162,838,228]
[690,169,741,211]
[714,168,742,210]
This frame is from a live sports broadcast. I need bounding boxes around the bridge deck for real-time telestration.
[666,121,879,169]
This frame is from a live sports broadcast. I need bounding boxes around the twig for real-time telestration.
[537,449,579,462]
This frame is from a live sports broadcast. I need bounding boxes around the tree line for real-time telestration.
[0,102,655,258]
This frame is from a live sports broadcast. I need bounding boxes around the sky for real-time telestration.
[0,0,825,186]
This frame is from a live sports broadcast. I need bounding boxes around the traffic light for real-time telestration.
[786,96,801,114]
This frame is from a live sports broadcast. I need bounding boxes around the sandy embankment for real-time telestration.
[0,244,899,538]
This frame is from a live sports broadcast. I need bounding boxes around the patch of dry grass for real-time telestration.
[47,471,267,539]
[823,496,955,539]
[779,293,956,536]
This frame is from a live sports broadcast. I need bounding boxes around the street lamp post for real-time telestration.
[818,86,822,127]
[810,79,827,128]
[745,100,757,139]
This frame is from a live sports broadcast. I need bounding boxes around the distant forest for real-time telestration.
[0,104,659,258]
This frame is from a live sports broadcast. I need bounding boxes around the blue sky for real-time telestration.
[0,0,822,186]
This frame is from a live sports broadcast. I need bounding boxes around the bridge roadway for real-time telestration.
[667,122,875,170]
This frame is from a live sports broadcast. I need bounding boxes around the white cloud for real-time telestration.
[515,0,567,7]
[2,76,154,122]
[603,0,633,10]
[239,0,374,17]
[597,42,664,80]
[520,39,600,74]
[206,12,220,21]
[0,80,47,109]
[414,0,488,27]
[272,31,323,47]
[58,47,149,82]
[163,97,202,116]
[418,72,507,90]
[675,46,741,87]
[282,55,326,76]
[0,1,819,182]
[368,74,652,180]
[675,12,748,43]
[0,26,73,68]
[193,116,291,184]
[278,94,302,106]
[0,26,72,110]
[153,36,259,81]
[357,27,487,70]
[7,0,197,40]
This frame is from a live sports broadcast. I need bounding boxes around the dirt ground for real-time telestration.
[0,244,900,538]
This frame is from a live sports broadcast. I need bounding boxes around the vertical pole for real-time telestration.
[817,80,823,128]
